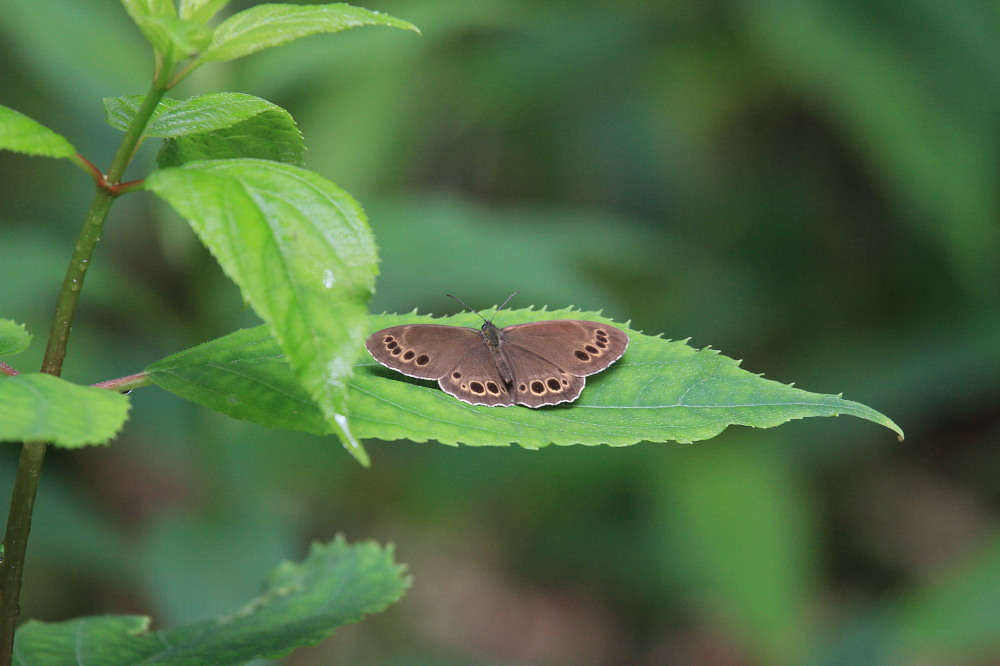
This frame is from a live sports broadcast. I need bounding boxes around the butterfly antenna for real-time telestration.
[447,294,488,323]
[494,291,520,316]
[447,291,519,323]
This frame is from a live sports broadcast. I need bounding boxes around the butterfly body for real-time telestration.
[366,316,628,408]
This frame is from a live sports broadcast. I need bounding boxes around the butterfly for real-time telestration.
[365,293,628,407]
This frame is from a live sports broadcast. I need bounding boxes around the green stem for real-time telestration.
[0,74,171,663]
[0,442,46,662]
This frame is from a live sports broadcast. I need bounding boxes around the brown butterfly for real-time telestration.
[365,293,628,407]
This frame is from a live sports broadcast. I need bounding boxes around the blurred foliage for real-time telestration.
[1,0,999,664]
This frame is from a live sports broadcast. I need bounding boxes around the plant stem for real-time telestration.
[38,189,116,376]
[0,75,170,662]
[0,442,46,662]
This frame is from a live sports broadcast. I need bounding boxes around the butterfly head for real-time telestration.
[447,291,519,333]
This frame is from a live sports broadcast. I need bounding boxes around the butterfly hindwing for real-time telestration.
[500,343,587,407]
[436,349,516,407]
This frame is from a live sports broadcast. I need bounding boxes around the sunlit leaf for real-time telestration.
[147,311,903,451]
[131,15,212,58]
[145,159,377,464]
[120,0,176,21]
[201,3,418,63]
[179,0,229,23]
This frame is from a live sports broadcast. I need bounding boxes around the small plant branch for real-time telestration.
[68,153,106,187]
[108,179,146,196]
[0,73,172,663]
[0,362,17,377]
[91,372,152,393]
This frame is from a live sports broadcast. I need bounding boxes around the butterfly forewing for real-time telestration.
[366,324,483,380]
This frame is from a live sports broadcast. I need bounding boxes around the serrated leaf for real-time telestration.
[200,3,418,63]
[0,373,130,448]
[104,93,293,138]
[180,0,229,23]
[156,110,304,167]
[104,95,179,134]
[103,94,303,166]
[133,15,212,59]
[13,537,409,665]
[0,320,32,357]
[147,326,328,435]
[0,105,76,158]
[144,159,377,464]
[146,310,903,451]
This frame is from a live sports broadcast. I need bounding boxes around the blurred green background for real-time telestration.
[2,0,1000,664]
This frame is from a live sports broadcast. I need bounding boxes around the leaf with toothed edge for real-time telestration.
[145,159,376,466]
[146,307,903,452]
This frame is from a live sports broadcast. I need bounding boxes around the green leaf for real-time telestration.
[146,311,903,451]
[0,105,76,158]
[147,326,329,435]
[0,320,32,357]
[200,3,419,63]
[104,93,293,138]
[0,373,130,448]
[354,309,904,446]
[103,93,304,166]
[156,110,304,167]
[120,0,177,20]
[13,537,409,665]
[180,0,229,23]
[132,15,213,59]
[145,159,377,465]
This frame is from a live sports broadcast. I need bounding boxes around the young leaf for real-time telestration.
[145,159,377,464]
[0,374,130,448]
[0,105,76,158]
[200,3,419,63]
[104,93,293,138]
[131,15,213,59]
[12,537,409,664]
[146,311,903,451]
[0,320,32,357]
[120,0,177,21]
[180,0,230,23]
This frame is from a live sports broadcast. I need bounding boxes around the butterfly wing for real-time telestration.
[500,320,628,375]
[366,324,483,380]
[436,345,517,407]
[498,320,627,408]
